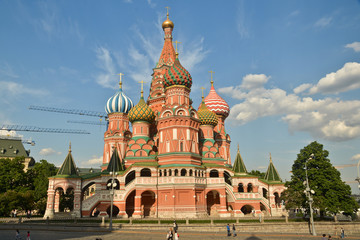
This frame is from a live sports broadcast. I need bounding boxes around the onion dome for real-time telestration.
[204,81,230,118]
[162,11,174,29]
[164,56,192,89]
[198,98,218,127]
[105,80,134,114]
[128,89,155,123]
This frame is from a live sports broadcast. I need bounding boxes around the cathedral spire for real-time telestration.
[264,153,282,182]
[232,146,247,174]
[157,8,176,68]
[57,143,79,177]
[106,146,124,172]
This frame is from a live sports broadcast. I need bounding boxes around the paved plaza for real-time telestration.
[1,229,360,240]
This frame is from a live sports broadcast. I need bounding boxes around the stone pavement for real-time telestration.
[1,229,360,240]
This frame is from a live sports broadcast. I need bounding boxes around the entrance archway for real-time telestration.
[241,205,253,215]
[125,191,135,217]
[106,205,119,217]
[206,190,220,216]
[141,191,156,217]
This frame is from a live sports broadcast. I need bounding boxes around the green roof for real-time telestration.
[107,148,124,172]
[232,146,247,174]
[264,154,282,182]
[0,138,32,158]
[57,147,79,177]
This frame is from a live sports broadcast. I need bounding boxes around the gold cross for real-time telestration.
[165,6,170,18]
[200,87,205,98]
[209,70,215,85]
[173,40,181,54]
[117,73,124,89]
[139,80,145,97]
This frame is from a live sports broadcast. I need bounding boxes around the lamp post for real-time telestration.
[107,171,118,231]
[305,153,316,236]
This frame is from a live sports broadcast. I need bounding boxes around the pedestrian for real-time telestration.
[340,227,345,239]
[173,220,178,233]
[232,224,237,237]
[166,227,173,240]
[321,234,327,240]
[14,209,17,218]
[328,235,332,240]
[226,224,231,237]
[26,231,30,240]
[174,230,179,240]
[15,230,20,240]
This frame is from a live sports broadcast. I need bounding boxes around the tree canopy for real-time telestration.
[0,157,57,216]
[282,141,358,216]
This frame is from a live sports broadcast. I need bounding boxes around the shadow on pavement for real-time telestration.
[245,234,263,240]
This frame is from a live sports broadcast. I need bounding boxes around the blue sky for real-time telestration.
[1,0,360,192]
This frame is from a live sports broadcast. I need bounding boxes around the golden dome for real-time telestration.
[162,13,174,30]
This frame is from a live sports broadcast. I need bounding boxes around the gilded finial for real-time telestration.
[173,40,181,55]
[269,152,272,163]
[117,73,124,89]
[209,70,215,86]
[165,6,170,18]
[200,87,205,99]
[69,141,72,152]
[139,80,145,98]
[162,7,174,30]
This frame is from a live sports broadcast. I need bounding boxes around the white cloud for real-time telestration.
[95,47,117,89]
[0,130,23,139]
[236,0,249,39]
[30,1,84,42]
[0,62,19,78]
[314,17,332,28]
[293,83,312,94]
[345,42,360,52]
[309,62,360,94]
[81,156,103,167]
[181,37,210,72]
[95,19,209,89]
[39,148,61,156]
[219,71,360,141]
[241,74,270,90]
[0,81,49,98]
[351,153,360,161]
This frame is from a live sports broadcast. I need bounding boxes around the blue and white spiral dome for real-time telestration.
[105,88,134,114]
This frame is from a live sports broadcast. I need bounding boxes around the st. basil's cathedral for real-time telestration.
[44,12,285,219]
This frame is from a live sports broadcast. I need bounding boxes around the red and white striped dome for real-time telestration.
[204,83,230,118]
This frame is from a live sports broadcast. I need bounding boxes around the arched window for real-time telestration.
[189,169,193,176]
[224,171,232,185]
[180,142,184,152]
[262,188,268,198]
[169,169,172,176]
[181,169,186,176]
[140,168,151,177]
[238,183,244,192]
[247,183,253,193]
[159,170,162,177]
[210,170,219,178]
[164,169,167,176]
[175,169,178,176]
[125,171,136,186]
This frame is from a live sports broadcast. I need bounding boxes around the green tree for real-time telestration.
[0,157,28,193]
[249,170,265,179]
[27,159,57,214]
[283,141,358,217]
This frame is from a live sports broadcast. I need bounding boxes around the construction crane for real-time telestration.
[29,105,107,119]
[0,135,36,146]
[67,120,106,126]
[1,125,90,134]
